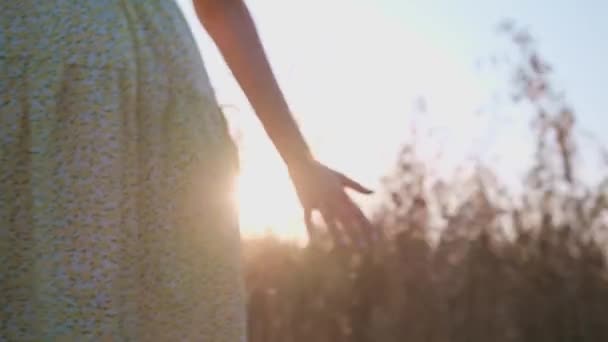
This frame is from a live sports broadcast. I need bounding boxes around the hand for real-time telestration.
[195,0,376,246]
[287,158,378,248]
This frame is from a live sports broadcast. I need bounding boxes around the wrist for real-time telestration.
[283,147,315,173]
[277,140,313,172]
[269,126,314,171]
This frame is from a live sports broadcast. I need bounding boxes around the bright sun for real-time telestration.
[233,150,308,242]
[176,0,486,242]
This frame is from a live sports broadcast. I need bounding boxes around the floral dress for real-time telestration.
[1,1,246,340]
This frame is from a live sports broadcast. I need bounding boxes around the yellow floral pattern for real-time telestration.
[1,1,246,341]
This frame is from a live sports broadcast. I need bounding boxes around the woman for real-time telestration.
[1,0,374,340]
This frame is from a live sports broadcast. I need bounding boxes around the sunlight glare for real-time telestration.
[234,137,308,241]
[177,0,488,242]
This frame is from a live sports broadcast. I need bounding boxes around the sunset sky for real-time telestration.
[176,0,608,241]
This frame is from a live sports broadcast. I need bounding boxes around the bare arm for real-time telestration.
[194,0,376,247]
[193,0,312,168]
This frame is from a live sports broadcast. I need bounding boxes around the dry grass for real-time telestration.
[243,23,608,342]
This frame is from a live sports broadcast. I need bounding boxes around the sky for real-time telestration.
[176,0,608,241]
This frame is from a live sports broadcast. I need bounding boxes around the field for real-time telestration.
[242,25,608,342]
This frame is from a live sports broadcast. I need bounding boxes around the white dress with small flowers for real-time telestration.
[1,1,246,340]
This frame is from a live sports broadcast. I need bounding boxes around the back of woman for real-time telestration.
[1,1,245,340]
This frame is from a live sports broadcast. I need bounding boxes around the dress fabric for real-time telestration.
[1,1,246,341]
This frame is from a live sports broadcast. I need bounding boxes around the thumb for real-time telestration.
[338,173,373,194]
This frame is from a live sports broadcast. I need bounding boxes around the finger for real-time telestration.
[334,190,379,245]
[320,208,349,249]
[303,207,316,243]
[329,196,366,249]
[338,173,373,194]
[349,203,380,244]
[337,197,372,248]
